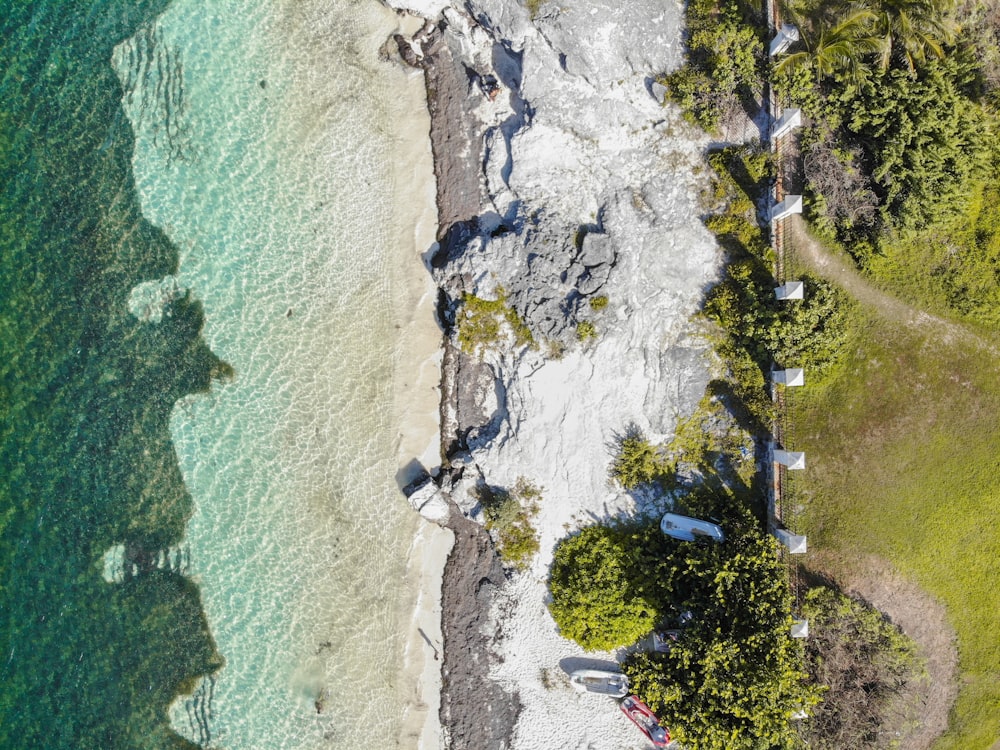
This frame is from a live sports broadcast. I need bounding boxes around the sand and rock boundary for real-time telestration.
[387,0,722,747]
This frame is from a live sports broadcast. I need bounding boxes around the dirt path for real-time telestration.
[785,215,998,355]
[809,553,959,750]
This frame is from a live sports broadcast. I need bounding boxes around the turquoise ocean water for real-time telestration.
[2,1,424,748]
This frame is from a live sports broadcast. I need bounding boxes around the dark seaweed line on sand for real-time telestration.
[395,18,523,750]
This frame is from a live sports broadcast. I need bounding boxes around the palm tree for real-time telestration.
[776,6,887,84]
[871,0,959,71]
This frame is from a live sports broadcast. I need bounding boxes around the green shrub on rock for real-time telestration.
[456,288,534,356]
[482,478,542,571]
[610,432,672,489]
[575,320,597,341]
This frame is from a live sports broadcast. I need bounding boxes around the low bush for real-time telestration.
[610,431,672,489]
[482,478,541,571]
[661,0,765,132]
[456,288,534,356]
[524,0,545,19]
[575,320,597,341]
[800,586,924,750]
[703,145,772,260]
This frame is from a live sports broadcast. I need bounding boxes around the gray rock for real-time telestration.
[449,473,484,518]
[456,356,507,448]
[576,265,610,296]
[577,231,615,267]
[407,478,452,524]
[435,214,599,342]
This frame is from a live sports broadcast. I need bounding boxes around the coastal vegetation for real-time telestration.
[700,145,854,428]
[609,430,673,490]
[764,1,1000,744]
[799,585,925,750]
[456,288,535,356]
[588,294,609,310]
[549,488,819,749]
[575,320,597,342]
[481,478,542,571]
[524,0,546,20]
[660,0,766,132]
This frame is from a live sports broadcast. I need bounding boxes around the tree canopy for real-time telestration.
[548,489,818,749]
[622,531,818,750]
[833,54,990,232]
[776,0,991,258]
[780,0,958,78]
[548,525,662,650]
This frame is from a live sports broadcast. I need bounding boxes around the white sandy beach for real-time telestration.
[382,11,453,749]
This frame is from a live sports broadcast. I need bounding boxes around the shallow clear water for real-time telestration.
[1,1,423,745]
[114,1,423,747]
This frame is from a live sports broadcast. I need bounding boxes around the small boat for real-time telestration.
[569,669,629,698]
[660,512,724,542]
[620,695,670,747]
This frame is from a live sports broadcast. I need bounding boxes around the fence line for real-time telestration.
[762,1,807,616]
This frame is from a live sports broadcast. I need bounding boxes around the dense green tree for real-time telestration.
[548,525,662,650]
[626,634,813,750]
[618,532,818,750]
[778,0,958,82]
[549,491,818,748]
[777,2,991,260]
[832,54,990,232]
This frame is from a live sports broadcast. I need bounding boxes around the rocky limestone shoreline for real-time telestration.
[388,0,723,747]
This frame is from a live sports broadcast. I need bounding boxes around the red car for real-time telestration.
[619,695,671,747]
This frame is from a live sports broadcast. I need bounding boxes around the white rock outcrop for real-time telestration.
[397,0,724,748]
[406,478,452,524]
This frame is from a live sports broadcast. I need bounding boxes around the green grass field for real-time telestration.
[785,237,1000,749]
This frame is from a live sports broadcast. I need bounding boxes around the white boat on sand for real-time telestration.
[660,512,724,542]
[569,669,629,697]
